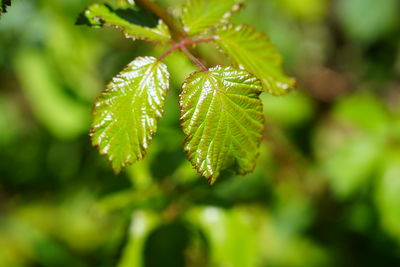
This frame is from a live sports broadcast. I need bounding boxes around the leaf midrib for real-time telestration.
[198,74,259,172]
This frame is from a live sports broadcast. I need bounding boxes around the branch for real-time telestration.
[135,0,213,72]
[180,46,208,72]
[158,37,215,73]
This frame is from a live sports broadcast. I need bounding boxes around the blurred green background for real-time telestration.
[1,0,400,266]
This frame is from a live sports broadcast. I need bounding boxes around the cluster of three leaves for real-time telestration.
[84,0,295,182]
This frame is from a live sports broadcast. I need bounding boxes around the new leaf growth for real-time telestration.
[79,0,295,183]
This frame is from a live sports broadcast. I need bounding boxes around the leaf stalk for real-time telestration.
[180,46,208,72]
[158,37,215,72]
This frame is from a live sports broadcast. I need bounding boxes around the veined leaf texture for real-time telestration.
[215,24,295,95]
[180,66,264,183]
[181,0,240,35]
[91,57,169,173]
[80,0,294,181]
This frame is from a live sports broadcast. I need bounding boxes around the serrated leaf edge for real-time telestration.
[90,56,169,173]
[178,65,265,184]
[181,0,244,36]
[212,23,297,96]
[83,4,171,43]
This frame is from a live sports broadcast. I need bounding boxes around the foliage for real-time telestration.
[91,57,169,173]
[180,0,240,35]
[215,24,295,95]
[337,0,398,43]
[80,0,294,182]
[77,3,171,42]
[1,0,400,266]
[180,66,264,182]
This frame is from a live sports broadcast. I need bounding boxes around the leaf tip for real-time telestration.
[209,175,218,185]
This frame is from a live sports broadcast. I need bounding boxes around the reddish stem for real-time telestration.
[158,37,215,72]
[158,44,179,61]
[184,37,215,46]
[180,46,208,72]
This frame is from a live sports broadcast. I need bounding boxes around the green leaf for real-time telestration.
[118,211,161,267]
[375,152,400,240]
[78,4,171,43]
[0,0,11,15]
[91,57,169,173]
[337,0,398,43]
[215,24,295,95]
[14,49,89,139]
[181,0,241,35]
[180,66,264,183]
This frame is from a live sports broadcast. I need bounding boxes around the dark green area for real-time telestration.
[0,0,400,266]
[0,0,11,13]
[76,3,159,28]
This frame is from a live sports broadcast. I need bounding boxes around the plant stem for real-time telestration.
[158,45,178,61]
[136,0,185,40]
[184,37,215,46]
[180,46,208,72]
[135,0,213,72]
[158,37,215,61]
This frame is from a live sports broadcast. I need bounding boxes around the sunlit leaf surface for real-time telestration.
[215,24,295,95]
[91,57,169,173]
[78,4,171,42]
[181,0,240,35]
[180,66,264,182]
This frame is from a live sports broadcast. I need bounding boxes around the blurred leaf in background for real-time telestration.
[1,0,400,266]
[336,0,398,44]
